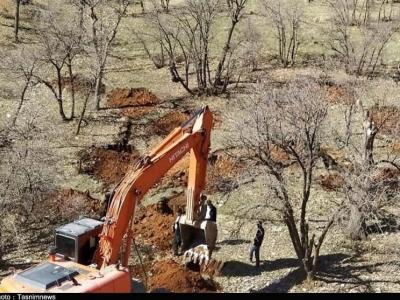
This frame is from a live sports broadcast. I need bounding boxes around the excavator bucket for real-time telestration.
[179,218,217,266]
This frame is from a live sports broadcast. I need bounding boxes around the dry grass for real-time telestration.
[0,0,13,16]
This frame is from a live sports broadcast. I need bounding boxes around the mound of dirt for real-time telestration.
[168,193,186,213]
[147,259,220,293]
[78,146,140,186]
[206,152,246,193]
[106,88,160,119]
[134,204,175,251]
[318,172,345,191]
[370,106,400,134]
[152,111,190,136]
[323,85,355,104]
[372,168,400,192]
[159,154,190,188]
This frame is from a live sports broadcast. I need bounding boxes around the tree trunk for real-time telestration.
[95,69,103,110]
[348,204,368,240]
[57,99,68,121]
[76,91,92,135]
[213,20,238,92]
[12,81,29,126]
[14,0,20,43]
[363,111,378,167]
[67,59,75,119]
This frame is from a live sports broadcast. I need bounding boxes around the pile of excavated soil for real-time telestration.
[147,259,220,293]
[78,146,140,186]
[318,172,345,191]
[106,88,160,119]
[134,204,175,251]
[160,154,190,188]
[168,193,186,213]
[268,143,292,164]
[370,106,400,134]
[372,167,400,192]
[206,152,246,193]
[323,85,355,104]
[152,111,190,136]
[158,151,246,193]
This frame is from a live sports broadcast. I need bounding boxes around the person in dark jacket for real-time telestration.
[172,209,183,256]
[250,220,264,268]
[204,199,217,222]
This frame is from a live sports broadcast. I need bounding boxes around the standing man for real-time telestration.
[172,209,183,256]
[204,198,217,222]
[250,220,264,268]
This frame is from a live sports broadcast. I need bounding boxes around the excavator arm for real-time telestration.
[93,106,213,269]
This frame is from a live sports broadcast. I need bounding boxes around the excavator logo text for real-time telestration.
[169,142,189,164]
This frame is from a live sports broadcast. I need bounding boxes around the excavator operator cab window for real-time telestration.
[54,218,103,265]
[55,235,76,260]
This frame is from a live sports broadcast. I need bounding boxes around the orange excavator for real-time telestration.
[0,106,217,292]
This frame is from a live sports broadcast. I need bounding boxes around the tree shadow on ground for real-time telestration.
[316,251,400,290]
[218,239,251,246]
[249,253,351,293]
[250,251,400,293]
[220,257,299,277]
[221,253,353,292]
[366,212,399,235]
[251,267,306,293]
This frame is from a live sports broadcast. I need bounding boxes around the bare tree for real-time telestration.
[327,0,400,76]
[150,0,247,95]
[226,78,342,280]
[262,0,304,68]
[333,80,400,239]
[78,0,132,110]
[212,0,248,92]
[132,27,166,69]
[0,47,38,126]
[0,116,56,251]
[33,9,85,121]
[150,0,171,12]
[238,19,263,72]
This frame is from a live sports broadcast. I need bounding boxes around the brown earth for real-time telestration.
[373,167,400,182]
[158,151,246,193]
[323,85,355,105]
[147,259,220,293]
[168,193,186,213]
[370,105,400,134]
[133,203,175,252]
[131,202,222,293]
[206,152,246,193]
[151,111,190,136]
[318,172,345,191]
[160,154,190,188]
[372,167,400,192]
[78,146,140,186]
[106,88,160,119]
